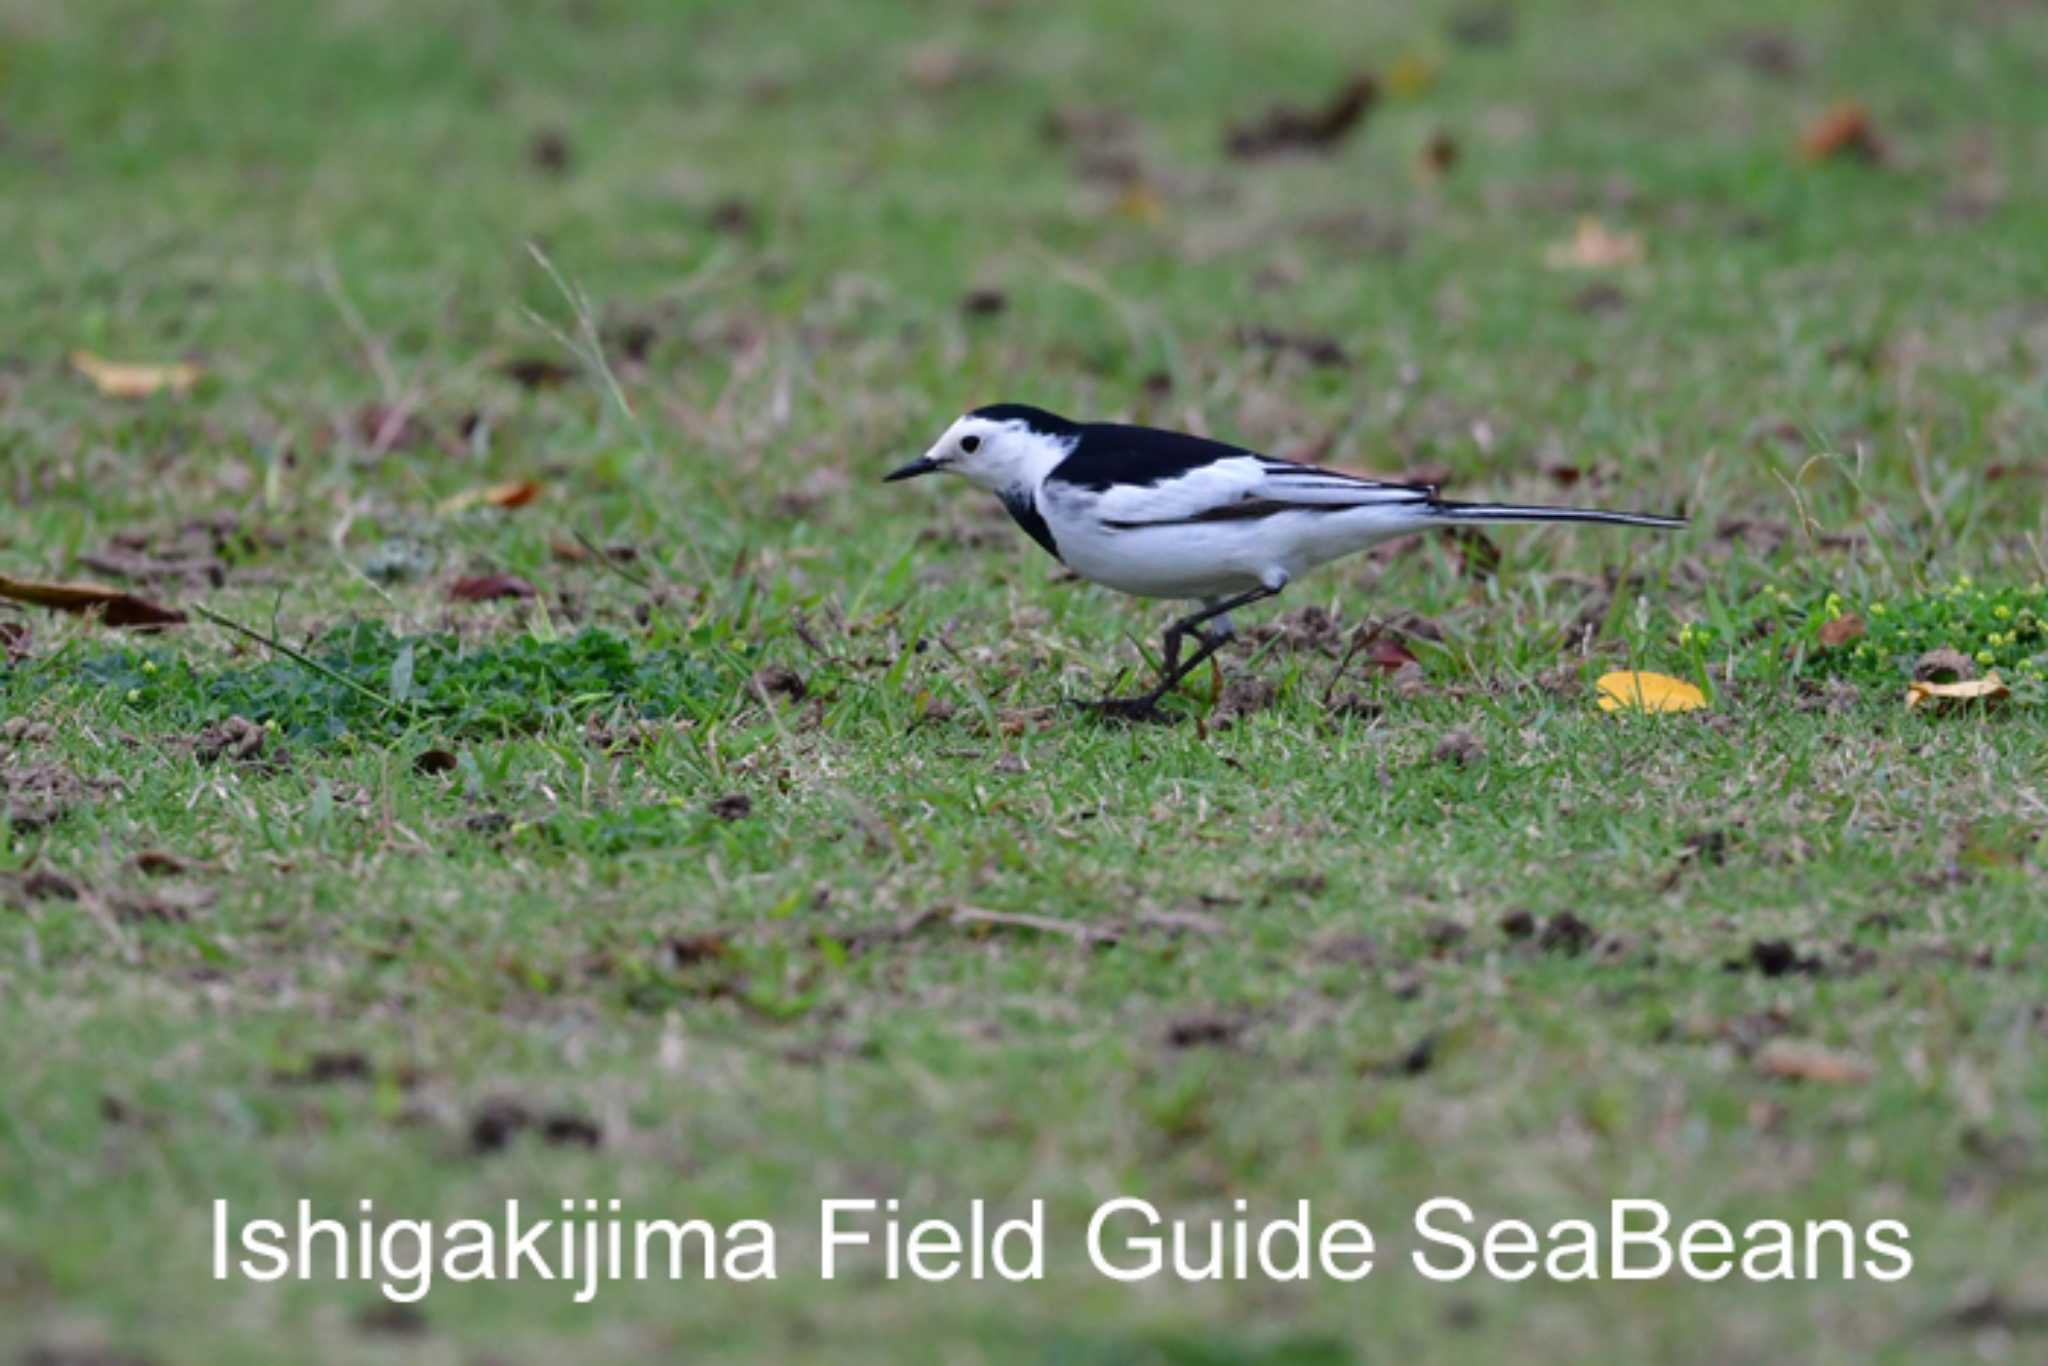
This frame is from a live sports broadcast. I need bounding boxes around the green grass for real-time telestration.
[4,0,2048,1361]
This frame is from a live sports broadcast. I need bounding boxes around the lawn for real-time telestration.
[3,0,2047,1361]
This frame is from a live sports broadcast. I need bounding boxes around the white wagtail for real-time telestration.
[887,404,1685,717]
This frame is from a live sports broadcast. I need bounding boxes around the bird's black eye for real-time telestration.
[960,434,981,454]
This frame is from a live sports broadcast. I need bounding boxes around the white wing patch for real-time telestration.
[1093,456,1434,527]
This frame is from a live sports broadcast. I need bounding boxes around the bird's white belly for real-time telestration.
[1044,501,1422,600]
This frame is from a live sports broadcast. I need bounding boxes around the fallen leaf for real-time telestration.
[709,197,759,236]
[0,572,185,629]
[527,127,572,174]
[1226,73,1378,159]
[1595,671,1707,713]
[413,749,458,776]
[960,287,1007,316]
[904,42,987,91]
[1365,634,1420,673]
[709,793,752,821]
[1906,675,2007,710]
[1385,51,1440,100]
[1443,526,1500,580]
[1163,1011,1241,1049]
[1800,102,1886,163]
[747,665,807,703]
[1113,183,1165,225]
[0,620,30,663]
[1817,614,1865,648]
[1416,128,1459,180]
[499,357,577,389]
[1755,1039,1872,1085]
[447,574,537,603]
[1913,648,1974,683]
[195,716,268,765]
[1544,217,1645,270]
[441,480,543,513]
[1433,727,1486,766]
[70,351,203,399]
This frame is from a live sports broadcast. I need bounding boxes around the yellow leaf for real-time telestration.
[1113,184,1165,226]
[69,351,203,399]
[441,480,543,514]
[1596,670,1706,713]
[1905,675,2007,709]
[1543,217,1645,271]
[1386,51,1440,100]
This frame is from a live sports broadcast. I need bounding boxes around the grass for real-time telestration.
[4,0,2048,1361]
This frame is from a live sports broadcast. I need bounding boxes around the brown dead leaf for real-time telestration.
[0,620,29,664]
[1365,635,1420,672]
[1800,102,1886,163]
[748,665,808,704]
[121,853,180,882]
[1913,648,1975,683]
[195,716,268,766]
[442,480,543,513]
[1817,614,1864,648]
[499,357,577,389]
[0,572,184,629]
[1226,73,1378,159]
[1433,727,1486,766]
[961,287,1008,317]
[70,351,203,399]
[1755,1039,1872,1085]
[904,42,990,91]
[1389,660,1429,699]
[1544,217,1645,270]
[1416,128,1459,180]
[1443,526,1501,580]
[447,574,537,603]
[528,127,573,174]
[108,884,217,925]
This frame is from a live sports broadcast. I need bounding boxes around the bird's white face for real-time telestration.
[885,415,1071,493]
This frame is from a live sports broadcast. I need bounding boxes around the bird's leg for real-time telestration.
[1087,586,1279,718]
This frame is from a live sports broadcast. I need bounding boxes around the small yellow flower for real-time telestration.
[1959,574,1974,588]
[141,660,157,675]
[1976,650,1996,666]
[1825,592,1844,614]
[1870,602,1887,616]
[126,689,141,703]
[1676,626,1695,646]
[1994,605,2012,620]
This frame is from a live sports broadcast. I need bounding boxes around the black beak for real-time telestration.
[883,456,941,483]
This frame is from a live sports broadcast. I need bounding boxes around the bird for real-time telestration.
[886,403,1685,718]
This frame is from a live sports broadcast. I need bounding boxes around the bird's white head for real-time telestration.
[885,404,1079,493]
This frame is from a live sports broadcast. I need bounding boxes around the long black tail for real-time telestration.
[1431,500,1686,531]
